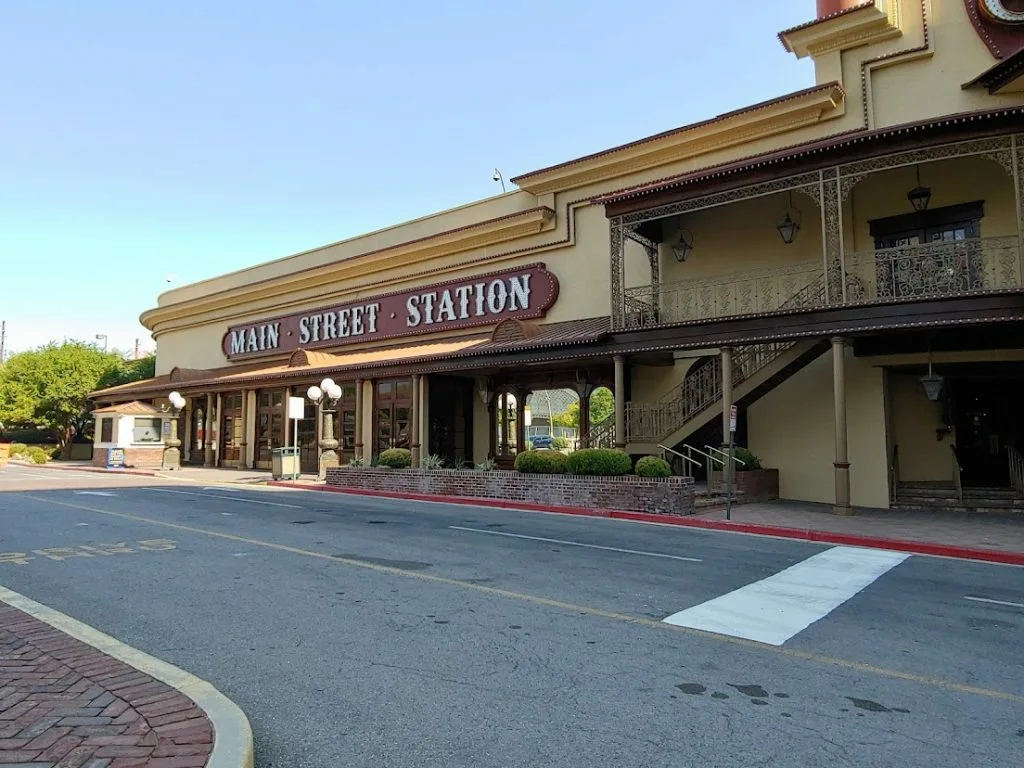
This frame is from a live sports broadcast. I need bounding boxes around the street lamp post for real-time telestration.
[307,378,342,480]
[160,391,186,470]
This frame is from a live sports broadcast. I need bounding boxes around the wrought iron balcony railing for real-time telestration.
[620,235,1022,330]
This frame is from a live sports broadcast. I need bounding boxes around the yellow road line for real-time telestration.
[21,493,1024,706]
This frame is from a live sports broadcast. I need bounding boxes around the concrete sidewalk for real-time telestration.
[699,500,1024,555]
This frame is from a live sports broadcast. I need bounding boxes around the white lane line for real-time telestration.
[965,596,1024,609]
[74,491,117,497]
[663,546,909,646]
[145,488,302,509]
[449,526,702,563]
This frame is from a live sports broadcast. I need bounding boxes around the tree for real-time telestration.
[0,342,154,450]
[551,387,615,428]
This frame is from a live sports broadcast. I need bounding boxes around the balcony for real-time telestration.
[620,236,1022,330]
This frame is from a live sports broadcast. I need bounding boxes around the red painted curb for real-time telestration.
[13,462,158,478]
[268,481,1024,567]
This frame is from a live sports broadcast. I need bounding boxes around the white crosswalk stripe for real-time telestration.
[662,546,909,646]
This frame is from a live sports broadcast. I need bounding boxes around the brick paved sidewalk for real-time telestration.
[0,604,212,768]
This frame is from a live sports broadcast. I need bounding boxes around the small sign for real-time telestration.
[162,420,171,437]
[106,448,126,469]
[729,405,737,434]
[287,396,305,421]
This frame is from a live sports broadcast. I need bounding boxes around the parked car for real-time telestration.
[530,434,554,449]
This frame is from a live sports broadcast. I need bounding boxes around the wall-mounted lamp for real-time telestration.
[907,165,932,212]
[672,228,694,262]
[776,191,802,244]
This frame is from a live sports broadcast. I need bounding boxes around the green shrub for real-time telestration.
[9,443,28,457]
[732,447,762,471]
[635,456,672,478]
[24,446,49,464]
[346,456,366,467]
[566,448,632,476]
[475,458,497,471]
[377,448,412,469]
[514,449,568,474]
[552,436,570,449]
[420,454,445,470]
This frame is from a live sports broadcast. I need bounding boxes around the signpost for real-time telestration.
[726,405,737,520]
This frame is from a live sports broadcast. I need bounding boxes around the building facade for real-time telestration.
[94,0,1024,511]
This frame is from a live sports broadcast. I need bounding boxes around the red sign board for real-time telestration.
[221,263,559,360]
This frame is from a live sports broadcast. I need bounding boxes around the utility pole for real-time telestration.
[0,320,6,364]
[133,338,140,360]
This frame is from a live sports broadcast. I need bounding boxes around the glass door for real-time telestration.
[188,405,206,464]
[219,393,244,463]
[256,390,284,467]
[374,379,413,457]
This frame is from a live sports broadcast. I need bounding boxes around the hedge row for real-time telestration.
[515,448,672,478]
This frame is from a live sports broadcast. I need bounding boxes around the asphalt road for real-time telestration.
[0,464,1022,767]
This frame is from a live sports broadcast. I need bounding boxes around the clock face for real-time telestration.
[979,0,1024,25]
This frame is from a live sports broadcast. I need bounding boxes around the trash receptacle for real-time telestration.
[271,447,301,480]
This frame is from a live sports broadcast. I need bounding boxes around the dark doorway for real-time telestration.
[428,376,474,467]
[952,376,1024,488]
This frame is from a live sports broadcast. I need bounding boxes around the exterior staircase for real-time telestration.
[625,338,829,456]
[894,481,1024,515]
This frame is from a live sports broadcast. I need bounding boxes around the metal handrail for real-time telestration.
[658,443,701,471]
[1008,446,1024,496]
[950,445,963,503]
[705,445,747,467]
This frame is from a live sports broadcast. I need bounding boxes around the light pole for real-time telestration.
[95,334,108,352]
[160,391,186,470]
[307,378,342,480]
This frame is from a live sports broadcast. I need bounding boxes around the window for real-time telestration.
[132,418,163,443]
[100,418,113,443]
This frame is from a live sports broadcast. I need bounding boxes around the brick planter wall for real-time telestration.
[91,446,165,470]
[710,469,779,502]
[325,468,696,516]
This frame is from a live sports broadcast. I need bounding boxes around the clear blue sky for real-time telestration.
[0,1,813,357]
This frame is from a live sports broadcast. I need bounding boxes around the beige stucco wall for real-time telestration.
[867,0,1024,129]
[747,348,890,509]
[846,155,1018,251]
[888,372,952,483]
[630,358,701,404]
[659,190,824,286]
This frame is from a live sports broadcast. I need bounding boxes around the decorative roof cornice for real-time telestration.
[779,0,902,58]
[140,206,554,333]
[508,84,846,195]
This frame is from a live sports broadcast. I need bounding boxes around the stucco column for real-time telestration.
[354,379,365,461]
[410,375,422,468]
[613,355,626,449]
[832,336,853,515]
[204,394,215,467]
